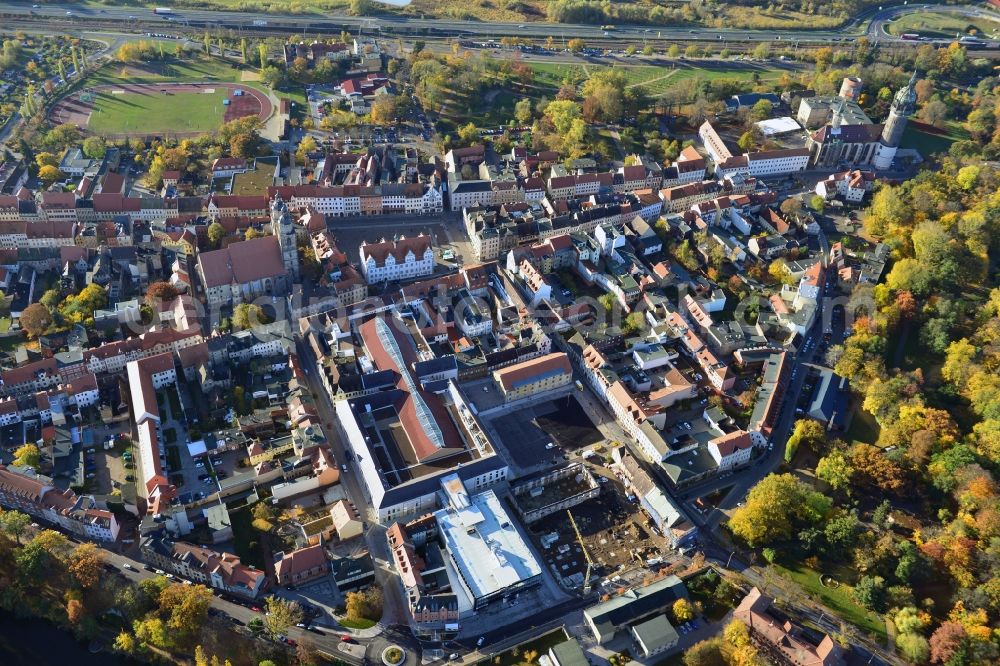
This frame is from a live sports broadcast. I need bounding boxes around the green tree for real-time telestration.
[207,221,225,248]
[750,98,773,120]
[82,136,107,160]
[667,44,680,58]
[810,194,826,212]
[264,597,304,636]
[15,540,51,581]
[623,312,645,335]
[682,638,726,666]
[38,164,62,185]
[258,43,269,69]
[0,509,30,544]
[823,511,861,556]
[35,152,59,169]
[344,587,382,623]
[514,97,534,125]
[114,631,137,654]
[232,303,269,330]
[350,0,375,15]
[19,302,52,338]
[728,473,831,546]
[159,583,213,636]
[12,443,40,468]
[672,598,695,623]
[815,449,854,492]
[737,131,757,153]
[897,633,930,664]
[894,606,929,636]
[785,419,826,461]
[260,65,285,89]
[455,122,479,147]
[133,616,170,649]
[853,575,886,612]
[864,185,907,238]
[68,542,105,588]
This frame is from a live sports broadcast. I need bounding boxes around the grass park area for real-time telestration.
[885,10,1000,39]
[770,560,887,641]
[844,404,881,446]
[527,60,790,98]
[900,120,970,156]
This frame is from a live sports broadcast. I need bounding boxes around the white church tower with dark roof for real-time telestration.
[874,73,918,170]
[270,194,299,280]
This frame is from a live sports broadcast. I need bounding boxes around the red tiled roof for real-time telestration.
[361,235,431,268]
[198,235,287,288]
[493,352,571,392]
[274,544,327,579]
[711,430,752,457]
[357,318,464,462]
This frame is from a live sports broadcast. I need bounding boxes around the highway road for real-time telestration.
[0,1,997,45]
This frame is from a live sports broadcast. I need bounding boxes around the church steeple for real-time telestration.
[881,72,918,149]
[270,195,300,280]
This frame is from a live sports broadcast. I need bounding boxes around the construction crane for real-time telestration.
[567,509,595,595]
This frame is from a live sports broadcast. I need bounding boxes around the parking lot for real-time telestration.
[535,396,604,451]
[487,395,603,474]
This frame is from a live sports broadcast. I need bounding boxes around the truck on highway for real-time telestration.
[900,32,920,41]
[252,19,268,26]
[153,7,173,14]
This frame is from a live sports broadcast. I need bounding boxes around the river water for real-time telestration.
[0,611,133,666]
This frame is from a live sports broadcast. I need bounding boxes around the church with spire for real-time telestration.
[805,73,918,170]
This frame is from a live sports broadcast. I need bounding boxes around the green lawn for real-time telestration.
[87,88,227,135]
[528,62,588,88]
[527,60,789,98]
[469,90,519,127]
[771,561,887,641]
[845,402,881,446]
[339,617,377,629]
[885,10,1000,39]
[900,121,969,157]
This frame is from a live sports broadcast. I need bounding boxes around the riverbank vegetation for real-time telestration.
[0,513,288,665]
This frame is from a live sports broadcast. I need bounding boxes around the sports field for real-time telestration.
[50,81,272,138]
[86,88,226,135]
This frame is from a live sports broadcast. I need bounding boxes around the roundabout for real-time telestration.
[382,646,406,666]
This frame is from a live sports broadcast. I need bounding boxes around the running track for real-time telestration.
[49,82,273,138]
